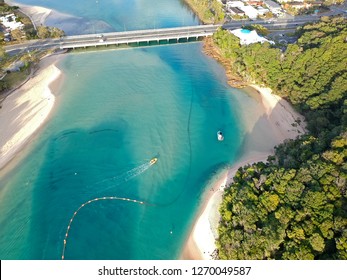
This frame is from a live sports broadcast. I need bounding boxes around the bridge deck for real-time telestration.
[5,17,327,54]
[60,25,220,49]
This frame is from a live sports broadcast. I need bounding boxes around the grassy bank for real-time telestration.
[0,49,57,101]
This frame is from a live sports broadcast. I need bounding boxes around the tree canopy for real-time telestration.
[214,17,347,260]
[218,133,346,259]
[36,26,65,39]
[213,17,346,112]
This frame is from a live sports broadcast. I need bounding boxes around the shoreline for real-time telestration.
[203,37,247,88]
[0,54,64,171]
[183,0,212,24]
[183,0,225,25]
[180,152,271,260]
[1,2,68,171]
[7,1,86,35]
[8,1,52,28]
[181,82,307,259]
[9,0,115,35]
[4,1,307,260]
[182,37,307,261]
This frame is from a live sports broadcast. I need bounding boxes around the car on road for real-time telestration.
[96,34,106,42]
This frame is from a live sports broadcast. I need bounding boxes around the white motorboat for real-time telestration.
[217,131,224,141]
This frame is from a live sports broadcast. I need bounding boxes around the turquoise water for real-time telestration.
[11,0,199,34]
[0,44,242,259]
[0,1,245,259]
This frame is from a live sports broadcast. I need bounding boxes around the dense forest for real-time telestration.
[214,17,347,259]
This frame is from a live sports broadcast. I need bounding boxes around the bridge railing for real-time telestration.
[60,31,214,49]
[63,24,220,40]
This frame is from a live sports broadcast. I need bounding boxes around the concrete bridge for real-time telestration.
[4,16,326,54]
[57,16,322,50]
[59,25,220,49]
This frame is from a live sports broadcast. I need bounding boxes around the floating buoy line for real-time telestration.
[61,157,158,260]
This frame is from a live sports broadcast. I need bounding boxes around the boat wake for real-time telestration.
[89,157,158,193]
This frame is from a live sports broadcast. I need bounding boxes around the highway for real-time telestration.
[59,24,218,47]
[4,14,344,54]
[4,25,219,54]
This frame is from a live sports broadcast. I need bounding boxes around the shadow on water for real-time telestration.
[68,38,203,55]
[26,121,153,259]
[0,43,251,260]
[224,86,307,199]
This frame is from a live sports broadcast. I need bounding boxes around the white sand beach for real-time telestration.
[181,85,306,260]
[8,1,52,28]
[9,0,114,35]
[0,55,63,170]
[4,1,307,260]
[252,85,306,141]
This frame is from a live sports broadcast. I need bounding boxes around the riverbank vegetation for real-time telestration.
[0,2,64,41]
[36,26,64,39]
[0,48,56,98]
[214,17,347,259]
[0,2,64,96]
[183,0,225,23]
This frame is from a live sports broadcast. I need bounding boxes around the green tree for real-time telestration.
[37,26,50,39]
[208,14,347,261]
[10,29,24,41]
[49,27,65,38]
[0,44,5,59]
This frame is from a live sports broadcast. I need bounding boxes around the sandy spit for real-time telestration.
[0,55,64,170]
[181,85,306,260]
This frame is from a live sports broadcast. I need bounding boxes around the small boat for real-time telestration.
[217,131,224,141]
[150,157,158,165]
